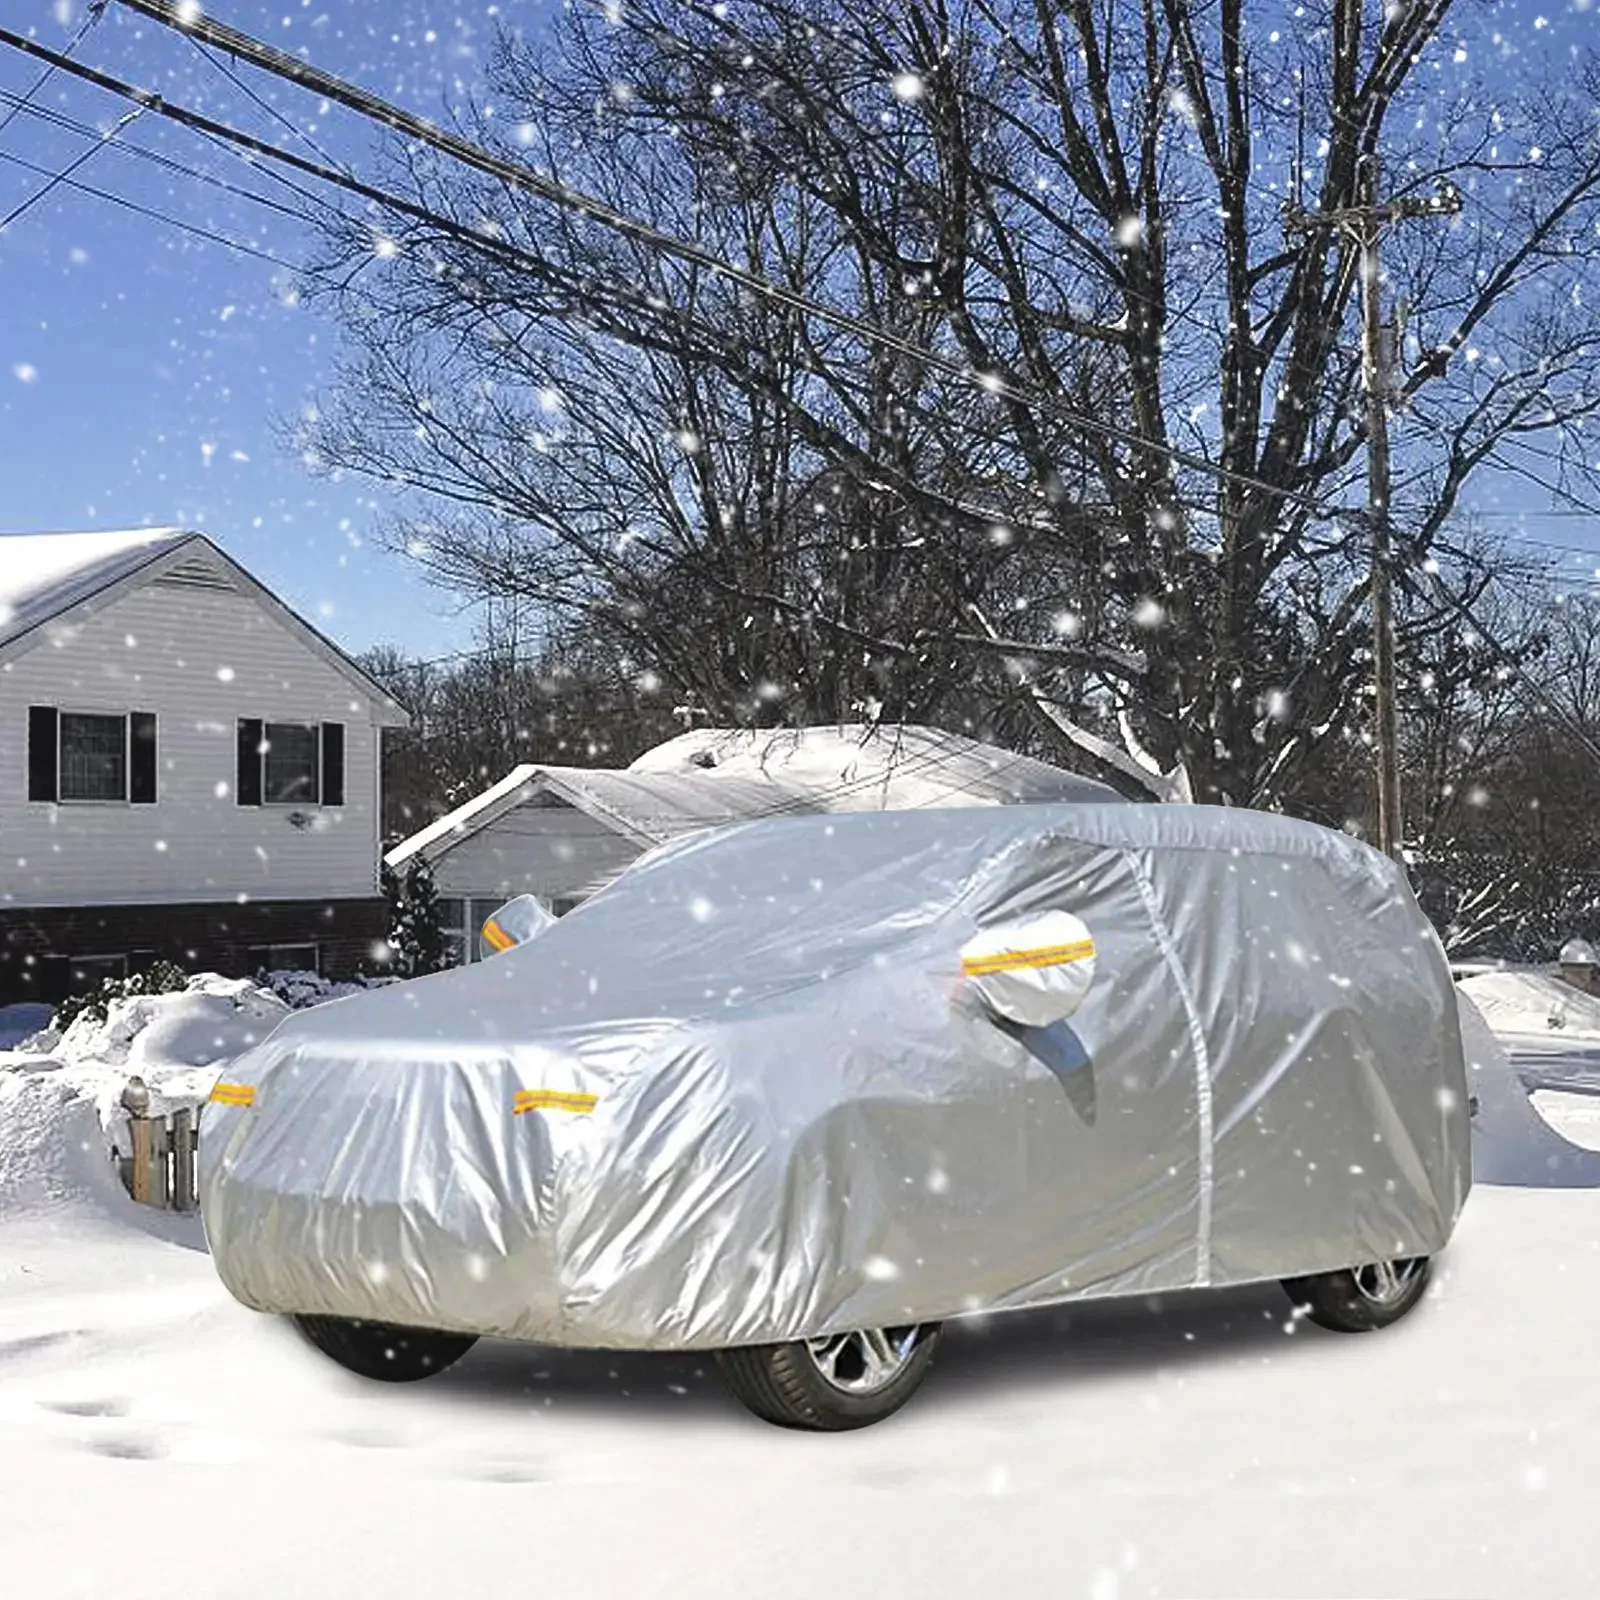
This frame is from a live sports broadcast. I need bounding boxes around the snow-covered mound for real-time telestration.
[50,974,291,1071]
[0,1072,137,1215]
[0,973,300,1222]
[1458,968,1600,1043]
[1458,990,1600,1187]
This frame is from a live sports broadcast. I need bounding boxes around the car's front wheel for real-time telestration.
[715,1322,942,1430]
[1280,1256,1431,1333]
[293,1314,478,1382]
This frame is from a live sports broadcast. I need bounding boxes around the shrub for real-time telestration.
[52,959,191,1032]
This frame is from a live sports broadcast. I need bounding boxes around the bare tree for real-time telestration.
[303,0,1600,812]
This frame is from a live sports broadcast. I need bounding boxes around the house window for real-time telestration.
[437,897,530,966]
[235,719,344,808]
[68,953,128,992]
[264,723,319,804]
[27,706,157,804]
[248,943,320,975]
[60,713,128,801]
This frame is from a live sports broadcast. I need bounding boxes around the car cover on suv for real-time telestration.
[199,802,1471,1350]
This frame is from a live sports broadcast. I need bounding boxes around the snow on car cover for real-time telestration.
[198,803,1471,1350]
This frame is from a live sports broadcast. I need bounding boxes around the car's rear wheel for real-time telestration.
[715,1322,942,1430]
[1280,1255,1431,1333]
[293,1313,478,1382]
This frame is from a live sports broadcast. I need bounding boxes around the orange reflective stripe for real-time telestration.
[513,1088,598,1115]
[209,1082,256,1107]
[481,918,515,952]
[962,938,1096,978]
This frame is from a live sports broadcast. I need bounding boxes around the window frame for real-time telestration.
[56,709,131,805]
[247,942,321,975]
[260,720,322,807]
[65,952,129,991]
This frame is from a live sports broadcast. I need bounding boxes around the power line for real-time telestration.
[0,103,141,230]
[101,0,1362,528]
[0,84,320,225]
[0,142,307,268]
[0,2,104,142]
[185,32,346,175]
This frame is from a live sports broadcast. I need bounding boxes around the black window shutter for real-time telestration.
[236,718,263,806]
[27,706,58,802]
[321,722,345,808]
[129,713,158,804]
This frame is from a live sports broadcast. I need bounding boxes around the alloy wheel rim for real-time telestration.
[1352,1257,1422,1307]
[804,1324,926,1394]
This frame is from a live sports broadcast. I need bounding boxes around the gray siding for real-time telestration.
[429,798,642,901]
[0,562,387,908]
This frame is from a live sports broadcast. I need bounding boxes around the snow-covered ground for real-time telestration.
[4,973,1600,1598]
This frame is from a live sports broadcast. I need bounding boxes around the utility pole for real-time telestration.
[1285,163,1461,865]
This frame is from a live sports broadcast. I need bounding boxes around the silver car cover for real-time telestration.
[199,804,1471,1350]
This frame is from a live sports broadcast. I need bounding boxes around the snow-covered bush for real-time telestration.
[256,968,396,1010]
[52,959,190,1033]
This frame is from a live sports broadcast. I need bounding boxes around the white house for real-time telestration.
[386,723,1119,965]
[0,528,409,1002]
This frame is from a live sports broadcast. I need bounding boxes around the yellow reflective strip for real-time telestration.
[481,918,515,952]
[513,1089,598,1115]
[209,1083,256,1107]
[962,938,1096,978]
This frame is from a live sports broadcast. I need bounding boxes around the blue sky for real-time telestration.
[0,0,541,662]
[1,0,1597,666]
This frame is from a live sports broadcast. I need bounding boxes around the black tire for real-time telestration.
[715,1323,942,1431]
[293,1313,478,1382]
[1281,1256,1431,1333]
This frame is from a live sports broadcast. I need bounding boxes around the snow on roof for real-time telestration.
[629,723,1120,810]
[387,724,1118,872]
[385,762,819,869]
[0,527,409,721]
[541,765,817,844]
[0,527,194,651]
[386,764,541,869]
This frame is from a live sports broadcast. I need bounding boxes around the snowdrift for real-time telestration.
[1458,968,1600,1044]
[1459,991,1600,1187]
[0,974,299,1222]
[0,1071,132,1214]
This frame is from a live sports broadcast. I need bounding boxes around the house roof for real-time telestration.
[0,527,190,651]
[385,762,818,869]
[0,527,408,722]
[386,724,1119,874]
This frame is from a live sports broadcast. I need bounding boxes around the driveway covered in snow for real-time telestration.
[4,1180,1600,1599]
[3,976,1600,1598]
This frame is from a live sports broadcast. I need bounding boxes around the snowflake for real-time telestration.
[891,71,925,102]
